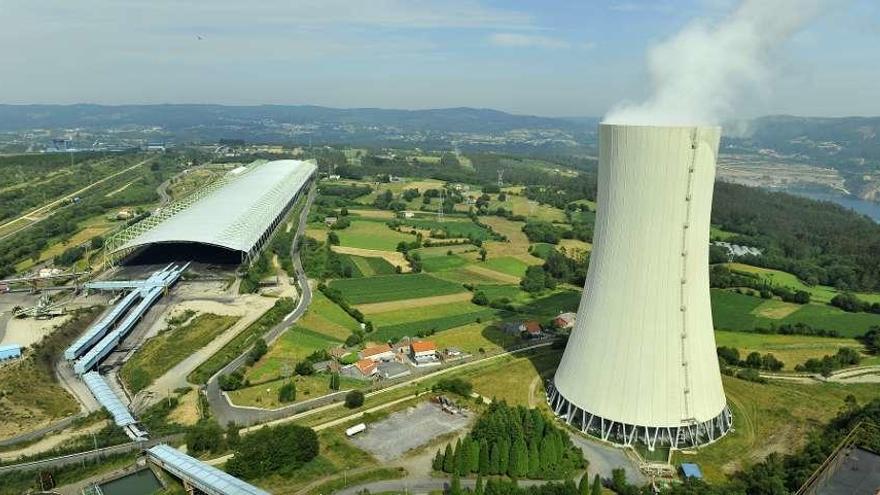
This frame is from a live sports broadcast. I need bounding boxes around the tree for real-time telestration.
[278,381,296,403]
[521,266,547,293]
[345,390,365,408]
[745,351,763,369]
[479,248,488,261]
[489,442,501,475]
[226,423,318,479]
[475,473,484,495]
[590,474,602,495]
[226,422,241,448]
[479,439,490,475]
[578,473,590,495]
[472,291,489,306]
[329,372,341,391]
[295,360,315,376]
[433,449,445,471]
[186,419,225,455]
[443,443,455,473]
[450,471,462,495]
[328,231,340,245]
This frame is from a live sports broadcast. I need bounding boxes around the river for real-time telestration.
[790,190,880,223]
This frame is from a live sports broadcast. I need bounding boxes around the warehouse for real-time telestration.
[108,159,316,264]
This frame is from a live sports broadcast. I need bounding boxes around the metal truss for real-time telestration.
[546,381,733,451]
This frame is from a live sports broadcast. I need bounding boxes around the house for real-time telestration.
[377,361,411,380]
[356,359,377,375]
[553,312,576,329]
[524,320,542,337]
[410,340,437,359]
[402,211,415,219]
[360,344,394,362]
[410,340,440,366]
[324,216,338,226]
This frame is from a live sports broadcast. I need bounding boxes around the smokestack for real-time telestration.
[548,124,731,450]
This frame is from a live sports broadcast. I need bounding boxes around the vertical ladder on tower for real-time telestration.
[679,129,700,427]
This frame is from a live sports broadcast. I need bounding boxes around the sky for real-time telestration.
[0,0,877,118]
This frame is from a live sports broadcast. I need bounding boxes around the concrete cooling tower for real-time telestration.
[548,124,732,450]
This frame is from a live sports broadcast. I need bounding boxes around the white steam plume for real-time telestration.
[604,0,830,126]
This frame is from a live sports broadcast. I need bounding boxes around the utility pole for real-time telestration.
[497,169,504,187]
[438,188,445,223]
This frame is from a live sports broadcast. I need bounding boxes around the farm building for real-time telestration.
[343,359,378,379]
[360,344,394,362]
[106,160,316,264]
[378,361,411,379]
[0,344,22,361]
[410,341,439,365]
[553,312,576,329]
[524,320,542,337]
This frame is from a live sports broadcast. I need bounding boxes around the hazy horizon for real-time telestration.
[2,0,877,118]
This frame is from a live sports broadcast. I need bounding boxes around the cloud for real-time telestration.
[487,33,571,49]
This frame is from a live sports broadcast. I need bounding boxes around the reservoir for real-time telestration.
[790,190,880,223]
[98,468,163,495]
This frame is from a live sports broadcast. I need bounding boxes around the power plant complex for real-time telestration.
[549,124,732,450]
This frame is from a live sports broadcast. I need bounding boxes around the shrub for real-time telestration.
[345,390,365,408]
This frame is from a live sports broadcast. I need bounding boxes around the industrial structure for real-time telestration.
[106,159,316,264]
[549,124,731,450]
[146,444,270,495]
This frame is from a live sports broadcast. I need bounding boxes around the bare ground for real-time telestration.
[330,245,411,272]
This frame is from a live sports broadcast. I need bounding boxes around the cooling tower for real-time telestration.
[548,124,731,450]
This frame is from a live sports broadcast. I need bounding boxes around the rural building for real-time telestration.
[500,320,526,335]
[342,359,377,379]
[553,312,576,329]
[107,159,316,265]
[401,211,415,219]
[324,216,338,226]
[360,344,394,362]
[444,347,464,359]
[377,361,411,379]
[411,341,440,366]
[392,337,412,354]
[0,344,22,361]
[524,320,542,337]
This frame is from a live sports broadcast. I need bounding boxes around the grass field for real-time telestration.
[415,244,476,258]
[714,330,863,370]
[329,273,465,304]
[711,289,880,337]
[430,322,521,354]
[470,349,562,406]
[121,313,239,392]
[347,255,397,277]
[247,327,343,383]
[432,266,513,285]
[229,373,366,409]
[482,256,529,278]
[489,194,567,222]
[371,308,500,341]
[476,284,534,305]
[336,219,415,251]
[518,290,582,318]
[369,301,489,327]
[727,262,880,305]
[674,377,880,481]
[396,218,494,240]
[710,225,737,240]
[420,254,470,272]
[296,292,361,341]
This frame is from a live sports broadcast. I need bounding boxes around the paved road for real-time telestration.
[206,187,316,427]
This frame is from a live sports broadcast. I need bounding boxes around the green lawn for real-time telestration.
[228,374,366,409]
[482,256,529,278]
[517,290,582,318]
[329,273,466,304]
[121,314,239,393]
[529,243,555,259]
[421,254,470,272]
[336,219,415,251]
[476,284,532,304]
[247,328,343,383]
[396,218,494,240]
[430,322,520,354]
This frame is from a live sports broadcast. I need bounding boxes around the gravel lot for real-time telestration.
[350,401,470,462]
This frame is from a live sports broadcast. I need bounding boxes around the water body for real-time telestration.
[99,468,162,495]
[790,190,880,223]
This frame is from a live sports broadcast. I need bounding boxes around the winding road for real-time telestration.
[205,186,317,427]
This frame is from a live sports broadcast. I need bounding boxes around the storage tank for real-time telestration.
[549,124,731,450]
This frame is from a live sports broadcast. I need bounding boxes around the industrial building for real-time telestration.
[549,124,731,450]
[146,444,270,495]
[107,159,316,264]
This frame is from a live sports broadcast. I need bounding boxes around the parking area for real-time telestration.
[350,401,471,462]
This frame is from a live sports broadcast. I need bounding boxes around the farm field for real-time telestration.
[347,255,397,277]
[371,307,500,342]
[246,327,343,383]
[481,256,529,278]
[356,292,473,315]
[430,322,521,354]
[711,289,880,337]
[714,330,863,370]
[489,194,567,222]
[329,273,465,305]
[395,218,494,240]
[121,313,240,393]
[470,348,562,406]
[297,291,361,341]
[330,245,409,272]
[420,254,470,272]
[335,219,415,251]
[727,262,880,304]
[368,300,489,327]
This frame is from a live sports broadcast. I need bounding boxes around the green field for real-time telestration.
[529,243,555,259]
[247,327,343,383]
[482,256,529,278]
[420,254,470,272]
[711,289,880,337]
[432,266,511,285]
[371,308,500,341]
[329,273,465,304]
[727,262,880,305]
[430,323,521,354]
[476,284,533,304]
[414,244,475,258]
[335,219,415,251]
[347,255,397,277]
[517,290,582,318]
[714,330,863,370]
[370,301,489,327]
[229,374,367,409]
[121,314,239,393]
[397,218,493,240]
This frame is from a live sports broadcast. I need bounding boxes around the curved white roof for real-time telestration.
[116,160,315,254]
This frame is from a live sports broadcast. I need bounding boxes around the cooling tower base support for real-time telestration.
[547,381,733,451]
